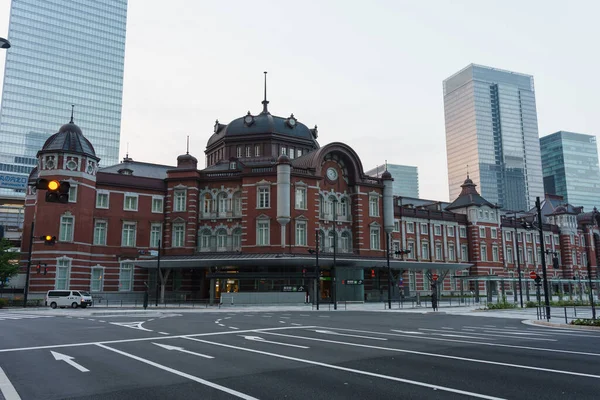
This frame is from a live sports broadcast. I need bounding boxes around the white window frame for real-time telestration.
[152,196,163,213]
[121,222,137,247]
[237,146,243,158]
[172,223,185,247]
[246,146,251,158]
[339,198,348,219]
[59,215,74,242]
[421,242,429,260]
[394,220,400,233]
[434,225,441,236]
[55,258,71,290]
[340,232,350,252]
[526,233,532,243]
[459,226,467,238]
[369,196,379,217]
[420,223,428,235]
[96,192,109,209]
[68,184,78,203]
[199,229,212,252]
[479,227,486,238]
[217,193,229,214]
[447,226,455,237]
[232,228,242,251]
[255,145,261,157]
[233,193,242,216]
[461,244,468,261]
[173,190,187,212]
[124,193,138,211]
[448,244,455,261]
[119,263,134,292]
[370,227,380,250]
[491,227,497,239]
[296,221,307,246]
[506,247,513,263]
[435,244,442,260]
[505,231,511,241]
[257,219,270,246]
[492,245,499,262]
[480,244,488,261]
[257,186,270,208]
[406,222,414,234]
[216,229,228,251]
[93,220,107,246]
[295,187,307,210]
[150,223,162,248]
[90,266,104,292]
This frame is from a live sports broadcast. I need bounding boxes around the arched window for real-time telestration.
[202,193,212,216]
[232,228,242,251]
[340,231,351,253]
[328,196,337,219]
[339,197,349,220]
[216,228,228,251]
[327,231,336,252]
[232,192,242,217]
[217,192,229,216]
[199,229,212,252]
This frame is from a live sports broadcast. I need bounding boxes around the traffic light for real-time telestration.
[370,269,376,278]
[43,264,48,275]
[36,178,70,203]
[41,235,56,245]
[36,264,41,274]
[302,268,307,277]
[552,256,560,269]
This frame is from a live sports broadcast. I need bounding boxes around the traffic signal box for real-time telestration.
[41,235,56,245]
[35,178,70,203]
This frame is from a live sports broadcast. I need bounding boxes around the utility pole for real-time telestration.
[23,221,34,307]
[536,197,551,321]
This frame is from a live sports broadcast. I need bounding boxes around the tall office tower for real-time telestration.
[0,0,128,196]
[443,64,544,211]
[366,164,419,198]
[540,131,600,211]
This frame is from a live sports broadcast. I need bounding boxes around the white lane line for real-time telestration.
[240,335,310,349]
[78,318,85,320]
[0,365,21,400]
[110,321,153,332]
[147,319,155,322]
[218,324,225,327]
[185,337,503,400]
[0,326,318,354]
[418,328,555,342]
[244,315,253,317]
[99,320,106,323]
[280,317,291,319]
[262,316,272,318]
[484,325,496,328]
[229,327,239,330]
[441,327,454,330]
[291,323,303,326]
[265,332,600,380]
[224,317,231,320]
[159,332,170,335]
[279,321,286,324]
[88,319,95,321]
[519,329,600,338]
[97,344,257,400]
[318,316,330,318]
[314,330,387,341]
[152,343,214,359]
[391,330,425,335]
[300,314,310,317]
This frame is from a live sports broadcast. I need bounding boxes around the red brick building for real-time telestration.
[16,100,599,305]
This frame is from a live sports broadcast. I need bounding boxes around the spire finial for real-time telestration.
[261,71,269,114]
[466,164,469,179]
[385,160,388,171]
[186,135,190,155]
[126,142,129,158]
[70,104,74,123]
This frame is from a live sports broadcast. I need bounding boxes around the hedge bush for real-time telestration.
[570,318,600,327]
[0,298,7,308]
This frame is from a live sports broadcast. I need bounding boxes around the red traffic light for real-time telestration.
[36,264,41,274]
[529,271,537,279]
[370,269,375,278]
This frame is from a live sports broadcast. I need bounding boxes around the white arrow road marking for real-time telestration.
[110,321,152,332]
[50,351,89,372]
[98,344,256,399]
[0,365,21,400]
[152,343,214,359]
[314,330,387,341]
[240,335,309,349]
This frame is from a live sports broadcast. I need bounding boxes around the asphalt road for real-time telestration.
[0,309,599,400]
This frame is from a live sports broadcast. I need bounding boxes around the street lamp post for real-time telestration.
[386,232,392,310]
[586,209,598,320]
[536,197,551,321]
[308,230,321,311]
[332,199,337,310]
[508,213,524,308]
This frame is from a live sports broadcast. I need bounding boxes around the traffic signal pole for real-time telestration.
[536,197,551,321]
[23,221,34,307]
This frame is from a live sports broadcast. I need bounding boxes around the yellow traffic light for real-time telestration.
[47,180,60,191]
[44,235,52,241]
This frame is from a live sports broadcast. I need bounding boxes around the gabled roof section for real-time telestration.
[537,195,582,217]
[446,175,497,211]
[99,159,174,179]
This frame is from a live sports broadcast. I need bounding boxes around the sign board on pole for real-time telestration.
[529,271,537,279]
[432,274,439,281]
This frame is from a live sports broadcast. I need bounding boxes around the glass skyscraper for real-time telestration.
[443,64,544,211]
[366,164,419,198]
[0,0,127,196]
[540,131,600,211]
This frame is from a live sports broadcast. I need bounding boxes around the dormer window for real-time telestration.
[230,161,237,169]
[118,168,133,175]
[286,114,297,128]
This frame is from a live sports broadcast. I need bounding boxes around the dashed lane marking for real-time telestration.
[158,332,170,335]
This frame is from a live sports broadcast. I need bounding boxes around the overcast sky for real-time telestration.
[0,0,599,201]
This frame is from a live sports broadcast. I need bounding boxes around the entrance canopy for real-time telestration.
[131,253,472,272]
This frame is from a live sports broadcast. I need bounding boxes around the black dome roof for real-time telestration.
[38,121,97,159]
[207,111,317,147]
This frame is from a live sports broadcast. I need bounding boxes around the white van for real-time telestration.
[45,290,93,309]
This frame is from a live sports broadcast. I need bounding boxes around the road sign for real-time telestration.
[432,274,439,281]
[342,279,364,285]
[529,271,537,279]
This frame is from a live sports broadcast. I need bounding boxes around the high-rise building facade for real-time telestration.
[366,164,419,198]
[540,131,600,211]
[443,64,544,211]
[0,0,128,197]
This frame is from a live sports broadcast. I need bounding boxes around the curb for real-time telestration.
[522,319,600,330]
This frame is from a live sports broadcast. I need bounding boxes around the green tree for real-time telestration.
[0,238,19,286]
